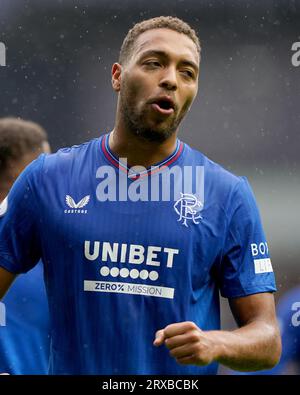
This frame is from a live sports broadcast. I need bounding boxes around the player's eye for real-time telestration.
[144,60,161,67]
[181,69,195,79]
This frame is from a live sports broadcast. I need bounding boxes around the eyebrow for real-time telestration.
[139,50,199,73]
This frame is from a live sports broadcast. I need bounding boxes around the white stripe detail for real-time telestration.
[254,258,273,274]
[84,280,174,299]
[0,197,8,217]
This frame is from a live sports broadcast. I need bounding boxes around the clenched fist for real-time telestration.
[153,321,221,366]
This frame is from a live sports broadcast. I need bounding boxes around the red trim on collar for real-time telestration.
[101,134,184,178]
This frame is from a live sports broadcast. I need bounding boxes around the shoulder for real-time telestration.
[42,137,100,173]
[183,142,246,192]
[182,143,258,220]
[17,137,101,196]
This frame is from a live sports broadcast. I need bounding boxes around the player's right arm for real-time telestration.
[0,156,44,283]
[0,266,16,299]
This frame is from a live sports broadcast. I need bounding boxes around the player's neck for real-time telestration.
[109,127,178,168]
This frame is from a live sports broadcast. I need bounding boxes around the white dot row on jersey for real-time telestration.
[100,266,159,281]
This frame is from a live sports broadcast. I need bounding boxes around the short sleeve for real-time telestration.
[219,177,277,298]
[0,155,45,274]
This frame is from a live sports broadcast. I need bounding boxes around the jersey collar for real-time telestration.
[100,133,184,180]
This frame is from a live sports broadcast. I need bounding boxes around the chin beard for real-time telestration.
[133,126,177,143]
[121,101,180,143]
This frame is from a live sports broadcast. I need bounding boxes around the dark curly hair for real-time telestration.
[0,117,48,176]
[119,16,201,65]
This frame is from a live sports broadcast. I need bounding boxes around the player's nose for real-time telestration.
[159,66,178,91]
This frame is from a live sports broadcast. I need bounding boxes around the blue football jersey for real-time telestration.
[0,261,50,374]
[0,133,276,374]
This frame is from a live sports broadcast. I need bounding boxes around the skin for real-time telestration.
[110,28,199,167]
[154,294,281,371]
[0,29,281,371]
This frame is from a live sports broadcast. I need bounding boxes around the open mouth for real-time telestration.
[156,99,174,110]
[150,97,175,115]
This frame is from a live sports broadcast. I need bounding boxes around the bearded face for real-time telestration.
[115,28,199,143]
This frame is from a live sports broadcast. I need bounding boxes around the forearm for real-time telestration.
[208,320,282,371]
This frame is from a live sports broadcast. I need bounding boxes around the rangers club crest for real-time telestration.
[174,193,203,227]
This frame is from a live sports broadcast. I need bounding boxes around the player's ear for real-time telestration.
[111,63,122,92]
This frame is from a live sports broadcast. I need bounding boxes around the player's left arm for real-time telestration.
[154,292,281,371]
